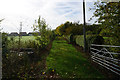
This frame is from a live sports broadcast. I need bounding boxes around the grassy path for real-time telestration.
[46,39,104,78]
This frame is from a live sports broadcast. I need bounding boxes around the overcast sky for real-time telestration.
[0,0,98,33]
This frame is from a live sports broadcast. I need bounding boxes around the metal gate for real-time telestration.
[90,44,120,75]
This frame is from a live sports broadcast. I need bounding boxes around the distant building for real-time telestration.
[9,32,19,36]
[35,32,41,36]
[28,32,34,36]
[20,32,27,36]
[9,32,40,36]
[28,32,40,36]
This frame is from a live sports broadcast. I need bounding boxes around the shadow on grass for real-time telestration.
[46,39,105,78]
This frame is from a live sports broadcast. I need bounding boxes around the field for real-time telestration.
[46,39,104,78]
[8,36,35,42]
[7,36,38,49]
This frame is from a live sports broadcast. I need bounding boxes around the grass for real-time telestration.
[46,39,104,78]
[7,36,37,49]
[8,36,35,42]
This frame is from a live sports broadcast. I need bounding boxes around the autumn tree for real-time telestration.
[55,24,64,36]
[55,21,83,35]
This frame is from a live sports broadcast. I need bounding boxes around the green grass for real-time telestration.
[7,36,36,49]
[46,39,104,78]
[8,36,35,42]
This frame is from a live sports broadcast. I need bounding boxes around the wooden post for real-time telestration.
[83,0,87,52]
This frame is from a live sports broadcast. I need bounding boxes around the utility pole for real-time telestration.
[19,22,22,51]
[83,0,87,52]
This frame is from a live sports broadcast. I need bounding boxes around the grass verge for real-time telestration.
[46,39,105,78]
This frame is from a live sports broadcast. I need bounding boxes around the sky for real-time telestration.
[0,0,98,33]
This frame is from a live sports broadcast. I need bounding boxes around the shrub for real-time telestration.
[75,35,84,47]
[33,16,52,49]
[70,34,74,43]
[64,35,70,42]
[2,33,9,55]
[86,35,104,51]
[87,35,104,45]
[69,34,76,44]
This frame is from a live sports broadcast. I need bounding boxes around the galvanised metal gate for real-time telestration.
[90,44,120,75]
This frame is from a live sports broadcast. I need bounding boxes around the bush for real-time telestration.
[64,35,70,42]
[75,35,84,47]
[70,34,74,43]
[104,37,120,53]
[87,35,104,45]
[86,35,104,52]
[2,52,45,78]
[69,34,76,44]
[2,33,9,55]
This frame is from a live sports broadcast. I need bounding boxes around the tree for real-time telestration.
[92,1,120,45]
[59,21,71,35]
[33,16,51,49]
[86,24,102,35]
[55,21,83,35]
[55,24,64,36]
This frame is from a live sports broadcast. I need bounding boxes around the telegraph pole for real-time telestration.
[19,22,22,51]
[83,0,87,52]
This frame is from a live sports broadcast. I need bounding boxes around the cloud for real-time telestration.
[0,0,97,33]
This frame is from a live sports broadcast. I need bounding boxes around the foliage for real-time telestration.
[75,35,84,47]
[87,35,104,45]
[55,21,83,36]
[3,36,50,78]
[64,35,71,42]
[69,34,77,44]
[2,52,46,78]
[55,24,64,36]
[86,24,102,35]
[33,16,52,49]
[55,36,64,40]
[70,34,74,43]
[65,35,90,48]
[92,1,120,46]
[86,35,104,51]
[56,21,103,36]
[2,32,9,55]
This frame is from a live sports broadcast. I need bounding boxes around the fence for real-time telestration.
[90,44,120,75]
